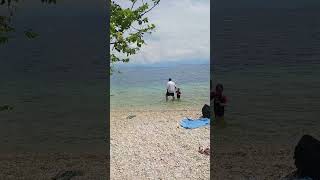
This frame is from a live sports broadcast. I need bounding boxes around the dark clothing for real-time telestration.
[166,91,174,96]
[176,91,181,99]
[212,92,227,117]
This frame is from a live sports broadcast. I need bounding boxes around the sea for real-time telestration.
[110,63,210,110]
[1,4,320,158]
[213,8,320,145]
[0,3,107,153]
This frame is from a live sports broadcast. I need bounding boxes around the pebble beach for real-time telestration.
[110,109,210,179]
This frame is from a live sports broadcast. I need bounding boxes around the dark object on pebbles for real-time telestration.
[52,170,83,180]
[198,146,210,156]
[127,115,136,119]
[294,135,320,180]
[202,104,210,118]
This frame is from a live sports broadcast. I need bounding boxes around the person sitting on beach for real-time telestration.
[212,83,227,124]
[176,88,181,100]
[166,78,176,102]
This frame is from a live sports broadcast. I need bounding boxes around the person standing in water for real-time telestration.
[176,88,181,100]
[211,83,227,125]
[166,78,176,102]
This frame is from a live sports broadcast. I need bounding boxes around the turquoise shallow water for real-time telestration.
[110,64,210,110]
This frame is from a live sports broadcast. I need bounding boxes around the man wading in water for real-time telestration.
[166,78,176,102]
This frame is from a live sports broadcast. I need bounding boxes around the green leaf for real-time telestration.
[110,0,160,74]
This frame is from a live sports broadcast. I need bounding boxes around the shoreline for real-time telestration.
[110,103,209,112]
[110,108,202,113]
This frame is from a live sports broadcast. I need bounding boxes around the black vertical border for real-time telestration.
[106,0,111,179]
[210,0,215,179]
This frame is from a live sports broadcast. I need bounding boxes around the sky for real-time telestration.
[123,0,210,65]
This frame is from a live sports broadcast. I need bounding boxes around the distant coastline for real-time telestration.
[113,59,210,68]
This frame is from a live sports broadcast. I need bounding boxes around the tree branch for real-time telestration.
[131,0,136,10]
[140,1,159,17]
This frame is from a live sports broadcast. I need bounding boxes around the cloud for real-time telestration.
[129,0,210,64]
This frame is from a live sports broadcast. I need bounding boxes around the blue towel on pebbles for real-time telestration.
[180,118,210,129]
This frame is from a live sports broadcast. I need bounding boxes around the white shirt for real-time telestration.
[166,81,176,93]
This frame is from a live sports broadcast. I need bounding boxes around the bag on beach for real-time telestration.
[202,104,210,118]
